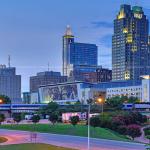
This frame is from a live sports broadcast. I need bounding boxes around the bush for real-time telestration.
[0,114,5,125]
[31,115,40,124]
[90,116,100,128]
[49,112,58,125]
[144,127,150,136]
[13,114,22,124]
[70,116,79,126]
[117,125,127,135]
[111,116,125,130]
[126,124,142,140]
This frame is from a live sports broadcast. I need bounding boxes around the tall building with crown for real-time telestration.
[112,4,150,81]
[62,26,98,79]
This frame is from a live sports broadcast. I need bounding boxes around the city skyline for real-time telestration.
[0,0,150,91]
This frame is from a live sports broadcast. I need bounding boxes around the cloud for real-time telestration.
[91,21,113,28]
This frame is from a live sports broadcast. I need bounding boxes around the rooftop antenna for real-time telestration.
[8,55,11,68]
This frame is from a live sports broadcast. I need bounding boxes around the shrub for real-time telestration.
[70,116,79,126]
[49,112,58,125]
[0,114,5,125]
[31,115,40,124]
[90,116,100,128]
[117,125,127,135]
[126,124,142,140]
[13,114,22,124]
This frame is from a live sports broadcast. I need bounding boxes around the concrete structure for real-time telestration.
[112,4,150,81]
[0,65,21,103]
[38,76,150,104]
[30,71,67,93]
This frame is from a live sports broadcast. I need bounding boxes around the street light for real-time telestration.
[87,103,90,150]
[97,97,104,114]
[0,99,3,104]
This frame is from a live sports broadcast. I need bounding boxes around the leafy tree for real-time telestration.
[70,116,79,126]
[49,112,58,125]
[44,102,59,114]
[128,96,140,103]
[106,96,124,109]
[126,124,142,140]
[13,114,22,124]
[31,115,40,124]
[0,114,5,125]
[90,116,100,128]
[0,95,11,104]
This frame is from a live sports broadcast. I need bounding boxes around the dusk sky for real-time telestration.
[0,0,150,92]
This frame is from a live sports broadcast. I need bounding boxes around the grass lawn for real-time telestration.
[0,124,130,142]
[0,143,75,150]
[0,137,8,143]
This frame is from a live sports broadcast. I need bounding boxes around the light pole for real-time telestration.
[97,98,104,114]
[87,103,90,150]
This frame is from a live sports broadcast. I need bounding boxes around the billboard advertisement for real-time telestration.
[41,84,78,103]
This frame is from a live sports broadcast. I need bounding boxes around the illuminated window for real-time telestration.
[117,10,125,19]
[125,71,130,80]
[126,34,133,43]
[123,28,128,33]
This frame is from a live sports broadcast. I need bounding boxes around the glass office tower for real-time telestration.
[62,26,98,77]
[112,4,150,81]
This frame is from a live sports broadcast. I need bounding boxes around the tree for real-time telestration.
[106,96,124,109]
[126,124,142,140]
[70,116,79,126]
[13,114,22,124]
[0,114,5,125]
[128,96,140,103]
[0,95,11,104]
[44,102,59,114]
[31,115,40,124]
[90,116,100,128]
[49,112,58,125]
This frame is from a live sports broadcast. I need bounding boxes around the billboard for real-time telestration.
[41,84,78,103]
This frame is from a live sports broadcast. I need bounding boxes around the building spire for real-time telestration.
[65,25,73,36]
[8,55,11,68]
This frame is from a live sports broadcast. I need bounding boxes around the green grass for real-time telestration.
[0,124,130,142]
[0,137,8,143]
[0,143,75,150]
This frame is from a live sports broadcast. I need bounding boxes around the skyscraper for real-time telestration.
[112,4,150,81]
[0,65,21,103]
[62,25,74,76]
[62,26,98,78]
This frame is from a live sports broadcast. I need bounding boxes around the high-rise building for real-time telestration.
[63,25,74,76]
[0,65,21,103]
[96,67,112,82]
[112,4,150,81]
[62,26,98,77]
[30,71,67,93]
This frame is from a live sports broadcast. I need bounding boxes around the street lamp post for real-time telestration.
[87,104,90,150]
[97,98,103,113]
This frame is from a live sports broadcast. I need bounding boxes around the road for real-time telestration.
[0,129,146,150]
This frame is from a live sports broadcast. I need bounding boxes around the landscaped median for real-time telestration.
[0,136,8,143]
[0,143,75,150]
[0,124,130,142]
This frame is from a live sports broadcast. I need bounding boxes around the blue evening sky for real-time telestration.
[0,0,149,92]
